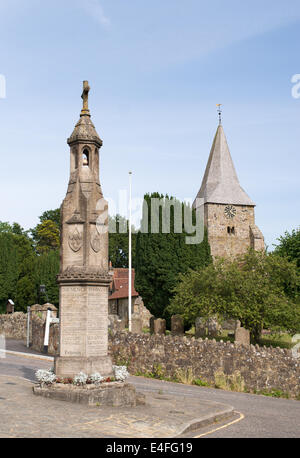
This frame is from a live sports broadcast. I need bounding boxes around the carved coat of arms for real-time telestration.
[91,233,101,253]
[68,228,83,252]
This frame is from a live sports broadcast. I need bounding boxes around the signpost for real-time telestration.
[26,306,30,348]
[43,308,59,354]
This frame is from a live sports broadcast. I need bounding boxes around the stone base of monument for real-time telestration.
[33,381,145,407]
[54,356,113,379]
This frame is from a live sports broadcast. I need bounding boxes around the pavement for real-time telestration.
[2,339,48,356]
[0,339,300,438]
[0,374,233,438]
[0,340,234,438]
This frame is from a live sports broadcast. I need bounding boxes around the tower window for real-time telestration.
[227,226,235,235]
[82,149,89,167]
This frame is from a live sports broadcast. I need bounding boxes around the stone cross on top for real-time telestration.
[81,80,90,116]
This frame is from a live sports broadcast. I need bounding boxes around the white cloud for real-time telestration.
[81,0,110,28]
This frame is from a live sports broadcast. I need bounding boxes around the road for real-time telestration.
[132,377,300,438]
[0,352,299,438]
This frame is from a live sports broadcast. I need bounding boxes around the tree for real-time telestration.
[167,249,300,342]
[35,250,60,306]
[0,232,18,311]
[14,234,37,311]
[11,222,26,236]
[0,231,37,312]
[30,208,61,253]
[108,215,136,268]
[0,222,13,233]
[39,208,61,229]
[0,213,61,311]
[135,193,212,322]
[33,220,60,254]
[273,228,300,268]
[0,221,27,236]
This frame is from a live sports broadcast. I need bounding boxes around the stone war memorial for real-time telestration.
[33,81,141,407]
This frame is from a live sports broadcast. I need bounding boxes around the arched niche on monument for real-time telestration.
[70,146,79,172]
[82,148,90,167]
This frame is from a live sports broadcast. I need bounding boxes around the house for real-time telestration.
[108,268,152,327]
[108,268,138,322]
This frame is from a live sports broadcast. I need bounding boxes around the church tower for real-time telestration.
[193,120,264,259]
[55,81,113,378]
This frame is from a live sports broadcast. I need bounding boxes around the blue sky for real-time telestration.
[0,0,299,248]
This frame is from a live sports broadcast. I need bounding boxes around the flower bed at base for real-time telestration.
[32,366,143,407]
[35,366,129,388]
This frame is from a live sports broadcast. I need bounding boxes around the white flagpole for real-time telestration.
[128,171,132,332]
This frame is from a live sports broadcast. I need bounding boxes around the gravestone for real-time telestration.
[153,318,166,335]
[108,314,125,334]
[235,320,241,330]
[221,318,237,331]
[235,327,250,346]
[171,315,184,336]
[131,314,143,334]
[207,317,221,337]
[195,317,206,338]
[133,296,153,328]
[149,316,155,335]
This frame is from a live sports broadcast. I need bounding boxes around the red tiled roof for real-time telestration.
[108,268,139,300]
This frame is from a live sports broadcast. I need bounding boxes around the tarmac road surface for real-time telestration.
[0,349,299,438]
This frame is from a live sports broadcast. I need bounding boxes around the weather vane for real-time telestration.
[216,104,222,125]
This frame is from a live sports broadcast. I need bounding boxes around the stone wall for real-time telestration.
[49,323,59,355]
[0,312,59,355]
[108,332,300,397]
[1,313,299,397]
[31,315,45,352]
[0,313,27,340]
[31,318,59,355]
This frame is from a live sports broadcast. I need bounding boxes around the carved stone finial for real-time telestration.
[81,80,90,116]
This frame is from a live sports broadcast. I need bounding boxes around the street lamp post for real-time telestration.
[39,284,48,303]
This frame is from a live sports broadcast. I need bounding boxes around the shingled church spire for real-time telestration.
[194,124,255,206]
[193,120,264,258]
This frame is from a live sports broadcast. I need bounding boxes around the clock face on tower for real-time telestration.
[224,205,236,219]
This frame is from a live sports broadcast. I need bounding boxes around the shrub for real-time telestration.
[193,378,210,387]
[175,367,194,385]
[112,365,129,381]
[214,369,245,392]
[35,369,57,386]
[89,373,104,385]
[73,371,88,386]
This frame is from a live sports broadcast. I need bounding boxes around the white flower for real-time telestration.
[112,365,129,382]
[73,371,88,386]
[90,372,104,385]
[35,369,57,386]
